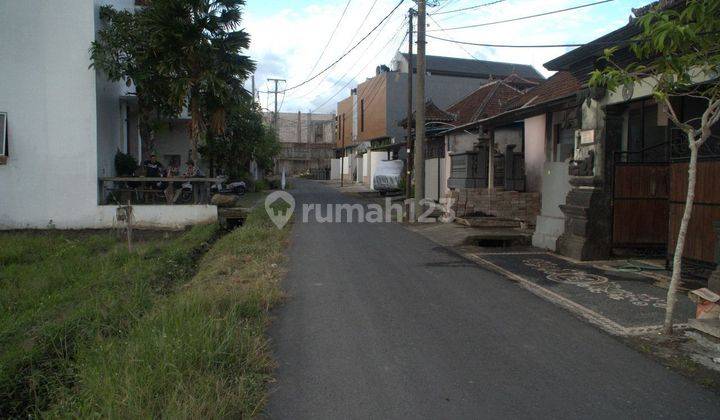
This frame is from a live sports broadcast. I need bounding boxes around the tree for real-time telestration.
[91,6,182,157]
[141,0,256,161]
[590,0,720,334]
[200,97,280,179]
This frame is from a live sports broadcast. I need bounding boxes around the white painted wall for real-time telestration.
[0,1,215,229]
[330,158,342,180]
[424,158,446,202]
[532,162,571,251]
[1,0,104,229]
[524,115,546,193]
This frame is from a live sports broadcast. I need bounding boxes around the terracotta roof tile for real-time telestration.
[400,100,457,127]
[446,81,522,125]
[502,71,581,112]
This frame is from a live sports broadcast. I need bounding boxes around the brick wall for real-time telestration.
[449,188,541,225]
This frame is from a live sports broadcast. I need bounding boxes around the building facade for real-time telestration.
[0,0,216,229]
[268,112,336,175]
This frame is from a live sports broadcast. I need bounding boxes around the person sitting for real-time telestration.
[142,153,165,189]
[183,160,203,178]
[181,160,207,203]
[164,162,181,203]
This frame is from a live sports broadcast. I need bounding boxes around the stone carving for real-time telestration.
[524,259,667,308]
[568,150,595,177]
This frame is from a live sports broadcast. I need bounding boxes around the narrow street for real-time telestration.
[268,180,720,418]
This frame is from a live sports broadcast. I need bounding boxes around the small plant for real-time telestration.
[253,179,269,192]
[114,150,138,176]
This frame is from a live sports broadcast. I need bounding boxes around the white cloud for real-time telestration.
[244,0,647,114]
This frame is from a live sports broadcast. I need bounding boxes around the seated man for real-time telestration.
[142,153,165,189]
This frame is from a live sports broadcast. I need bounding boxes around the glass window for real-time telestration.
[625,100,668,162]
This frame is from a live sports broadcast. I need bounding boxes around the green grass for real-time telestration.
[47,208,290,417]
[0,225,218,416]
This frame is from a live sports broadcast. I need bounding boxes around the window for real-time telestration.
[0,112,7,163]
[314,124,324,143]
[625,100,668,162]
[360,99,365,132]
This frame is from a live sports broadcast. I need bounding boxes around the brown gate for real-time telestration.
[613,163,670,249]
[668,161,720,264]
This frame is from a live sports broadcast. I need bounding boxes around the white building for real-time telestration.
[0,0,216,229]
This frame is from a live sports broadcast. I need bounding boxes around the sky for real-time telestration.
[241,0,651,114]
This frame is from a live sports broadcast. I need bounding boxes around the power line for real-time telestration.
[427,13,482,61]
[350,23,410,112]
[426,0,614,32]
[306,15,403,108]
[305,0,353,79]
[433,0,461,14]
[427,34,588,48]
[312,20,408,113]
[278,0,406,94]
[289,0,382,101]
[430,0,506,16]
[425,33,666,48]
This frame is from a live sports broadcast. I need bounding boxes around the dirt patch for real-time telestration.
[624,333,720,393]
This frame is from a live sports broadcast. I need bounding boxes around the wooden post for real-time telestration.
[126,200,133,252]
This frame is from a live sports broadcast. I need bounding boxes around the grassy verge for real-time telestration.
[0,225,218,416]
[49,207,290,417]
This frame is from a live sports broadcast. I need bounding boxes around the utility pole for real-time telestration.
[251,74,256,100]
[405,7,414,202]
[268,78,286,130]
[307,110,312,173]
[341,114,346,188]
[413,0,426,219]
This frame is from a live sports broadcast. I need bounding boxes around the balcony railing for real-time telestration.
[99,177,220,205]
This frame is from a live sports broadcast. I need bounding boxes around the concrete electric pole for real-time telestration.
[413,0,426,219]
[268,78,286,130]
[405,7,414,202]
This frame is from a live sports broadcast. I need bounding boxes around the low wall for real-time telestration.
[0,205,218,230]
[450,188,540,224]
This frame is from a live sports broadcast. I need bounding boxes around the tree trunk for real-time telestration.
[189,92,200,163]
[664,134,699,334]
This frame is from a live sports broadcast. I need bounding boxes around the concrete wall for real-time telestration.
[447,131,476,154]
[532,162,571,251]
[0,0,125,229]
[330,158,342,180]
[424,158,446,202]
[524,115,546,193]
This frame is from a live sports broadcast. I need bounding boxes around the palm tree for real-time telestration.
[142,0,256,162]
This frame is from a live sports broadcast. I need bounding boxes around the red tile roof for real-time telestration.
[502,71,581,112]
[446,81,522,125]
[400,100,457,127]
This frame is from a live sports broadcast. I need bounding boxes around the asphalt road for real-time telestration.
[267,180,720,419]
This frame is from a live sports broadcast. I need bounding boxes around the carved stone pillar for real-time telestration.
[556,176,612,260]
